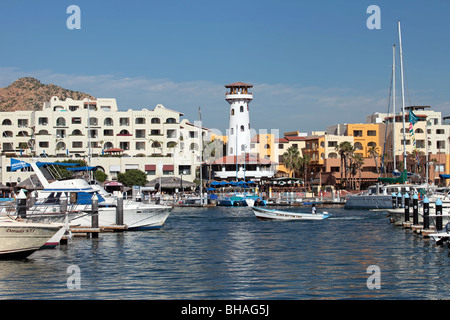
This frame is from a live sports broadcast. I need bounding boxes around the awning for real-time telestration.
[145,165,156,171]
[67,166,98,172]
[440,174,450,179]
[163,165,174,171]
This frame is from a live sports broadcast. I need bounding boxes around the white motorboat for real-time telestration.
[252,207,331,221]
[0,219,62,258]
[12,159,173,230]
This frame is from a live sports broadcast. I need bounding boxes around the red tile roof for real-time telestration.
[225,82,253,88]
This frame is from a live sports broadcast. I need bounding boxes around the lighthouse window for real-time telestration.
[240,125,245,132]
[240,106,244,112]
[231,109,234,116]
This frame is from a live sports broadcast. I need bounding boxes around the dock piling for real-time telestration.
[91,194,99,238]
[423,196,429,230]
[435,198,443,231]
[404,193,410,222]
[412,194,419,225]
[116,192,124,226]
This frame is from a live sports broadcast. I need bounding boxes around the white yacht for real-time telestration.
[15,159,173,230]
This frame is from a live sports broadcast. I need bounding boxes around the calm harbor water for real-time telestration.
[0,205,448,300]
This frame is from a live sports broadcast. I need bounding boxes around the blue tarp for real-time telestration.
[67,166,98,172]
[440,174,450,179]
[36,162,79,168]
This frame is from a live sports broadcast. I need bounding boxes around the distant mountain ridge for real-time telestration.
[0,77,95,112]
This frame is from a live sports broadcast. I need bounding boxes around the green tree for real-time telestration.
[282,146,300,178]
[335,141,354,188]
[94,170,108,183]
[117,169,148,187]
[368,145,380,175]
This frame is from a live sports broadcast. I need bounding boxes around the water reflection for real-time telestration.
[0,206,447,299]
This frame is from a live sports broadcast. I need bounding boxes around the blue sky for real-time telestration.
[1,0,449,135]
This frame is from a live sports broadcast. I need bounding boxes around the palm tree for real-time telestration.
[350,153,365,190]
[368,145,380,175]
[282,146,300,178]
[335,141,354,188]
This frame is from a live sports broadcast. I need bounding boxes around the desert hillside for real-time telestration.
[0,77,95,111]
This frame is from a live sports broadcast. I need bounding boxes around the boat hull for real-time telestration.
[345,195,393,209]
[252,207,331,221]
[0,221,62,258]
[71,206,173,230]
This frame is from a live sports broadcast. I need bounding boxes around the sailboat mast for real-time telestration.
[392,44,396,172]
[198,107,203,205]
[398,21,407,171]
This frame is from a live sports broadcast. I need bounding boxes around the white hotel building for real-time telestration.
[0,96,208,186]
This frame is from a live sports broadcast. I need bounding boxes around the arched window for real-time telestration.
[71,129,83,136]
[135,117,146,125]
[119,129,130,135]
[56,141,66,151]
[2,131,13,138]
[240,106,244,112]
[104,118,114,126]
[328,152,338,159]
[240,125,245,132]
[37,130,49,135]
[354,142,363,150]
[104,142,114,150]
[2,119,12,126]
[56,117,66,126]
[166,118,176,123]
[415,128,424,134]
[151,118,160,124]
[368,142,377,148]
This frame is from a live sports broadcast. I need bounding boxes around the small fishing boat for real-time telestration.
[0,219,62,258]
[252,207,331,221]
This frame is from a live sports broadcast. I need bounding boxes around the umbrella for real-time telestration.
[219,181,229,186]
[206,187,216,191]
[210,181,221,186]
[246,180,256,184]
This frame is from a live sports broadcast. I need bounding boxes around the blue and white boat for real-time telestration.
[12,159,173,230]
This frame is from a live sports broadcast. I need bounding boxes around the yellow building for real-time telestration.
[346,123,385,158]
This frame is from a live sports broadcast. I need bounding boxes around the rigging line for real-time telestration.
[381,65,394,175]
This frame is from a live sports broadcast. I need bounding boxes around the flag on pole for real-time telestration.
[409,109,419,126]
[10,158,31,171]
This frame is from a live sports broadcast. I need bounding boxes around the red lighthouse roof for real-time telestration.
[225,82,253,88]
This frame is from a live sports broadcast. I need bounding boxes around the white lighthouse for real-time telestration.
[225,82,253,156]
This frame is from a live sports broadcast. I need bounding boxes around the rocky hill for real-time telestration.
[0,77,95,111]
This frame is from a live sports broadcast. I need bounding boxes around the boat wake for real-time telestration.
[328,216,366,221]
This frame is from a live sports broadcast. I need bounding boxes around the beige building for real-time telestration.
[0,96,208,185]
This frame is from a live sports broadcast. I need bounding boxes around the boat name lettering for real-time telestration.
[6,228,36,234]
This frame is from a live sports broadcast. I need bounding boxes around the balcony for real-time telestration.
[225,92,253,102]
